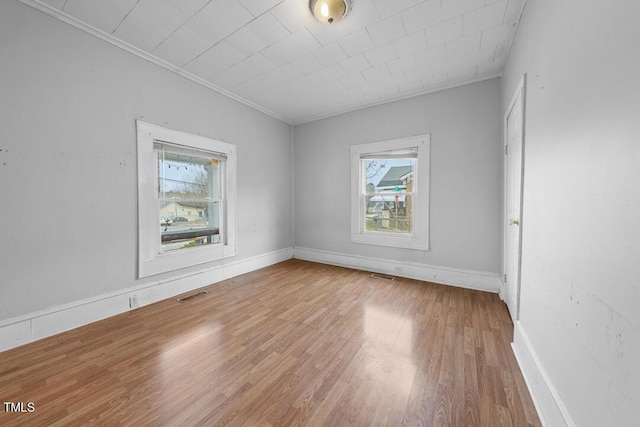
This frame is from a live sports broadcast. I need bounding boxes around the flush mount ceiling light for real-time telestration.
[310,0,350,24]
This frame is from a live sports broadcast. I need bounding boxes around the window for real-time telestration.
[137,121,237,278]
[156,142,223,251]
[351,135,430,250]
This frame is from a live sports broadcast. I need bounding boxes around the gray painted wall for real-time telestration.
[0,1,292,321]
[294,79,502,274]
[502,0,640,425]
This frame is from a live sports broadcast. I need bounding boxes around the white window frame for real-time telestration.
[136,120,237,278]
[351,134,430,250]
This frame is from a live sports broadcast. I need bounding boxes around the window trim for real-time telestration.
[136,120,237,278]
[350,134,430,250]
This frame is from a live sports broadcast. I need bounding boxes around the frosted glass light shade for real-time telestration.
[310,0,350,24]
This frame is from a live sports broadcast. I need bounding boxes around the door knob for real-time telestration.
[509,219,520,226]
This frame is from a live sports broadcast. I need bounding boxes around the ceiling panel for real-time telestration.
[34,0,525,124]
[401,1,443,34]
[63,0,135,34]
[113,0,188,51]
[152,25,212,67]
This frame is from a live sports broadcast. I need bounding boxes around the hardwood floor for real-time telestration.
[0,260,540,426]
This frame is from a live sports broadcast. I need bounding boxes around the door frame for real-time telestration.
[502,74,527,321]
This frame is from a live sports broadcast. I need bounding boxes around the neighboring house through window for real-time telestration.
[351,134,430,250]
[136,120,237,278]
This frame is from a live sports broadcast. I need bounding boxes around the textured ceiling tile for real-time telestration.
[386,55,417,74]
[241,52,277,75]
[441,0,485,21]
[446,33,481,58]
[167,0,209,16]
[271,0,316,33]
[457,46,496,71]
[114,0,187,51]
[401,0,443,34]
[364,43,397,67]
[215,52,276,87]
[366,15,406,45]
[445,59,478,81]
[275,63,305,80]
[372,0,417,20]
[362,63,391,82]
[246,13,291,46]
[234,75,269,98]
[339,71,368,87]
[463,0,507,36]
[261,39,294,65]
[481,22,517,48]
[307,20,350,46]
[213,60,260,87]
[283,29,322,57]
[342,0,381,31]
[360,80,399,98]
[63,0,134,34]
[186,10,235,45]
[341,86,366,103]
[404,65,433,83]
[183,41,245,78]
[152,25,212,67]
[313,43,349,66]
[421,72,448,89]
[413,45,446,67]
[338,28,375,56]
[431,61,449,80]
[290,53,325,75]
[317,63,347,82]
[426,17,462,47]
[397,78,424,95]
[237,0,284,17]
[393,30,428,58]
[226,26,269,56]
[476,58,503,76]
[252,67,291,91]
[338,54,371,74]
[201,0,254,34]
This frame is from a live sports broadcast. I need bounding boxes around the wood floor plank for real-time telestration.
[0,260,540,426]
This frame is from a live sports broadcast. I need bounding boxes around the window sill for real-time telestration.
[351,232,429,250]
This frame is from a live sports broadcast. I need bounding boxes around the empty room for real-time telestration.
[0,0,637,425]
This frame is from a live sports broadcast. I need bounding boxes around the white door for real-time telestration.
[504,77,526,321]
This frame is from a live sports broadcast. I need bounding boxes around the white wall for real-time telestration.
[293,79,503,286]
[0,1,292,340]
[502,1,640,425]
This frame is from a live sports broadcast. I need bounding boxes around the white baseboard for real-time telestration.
[511,320,575,427]
[293,246,502,293]
[0,248,293,353]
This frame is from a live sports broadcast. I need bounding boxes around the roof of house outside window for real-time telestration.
[377,166,413,188]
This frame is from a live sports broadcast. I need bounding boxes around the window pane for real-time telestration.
[160,201,221,251]
[365,194,413,234]
[155,146,224,253]
[157,151,220,200]
[363,157,415,234]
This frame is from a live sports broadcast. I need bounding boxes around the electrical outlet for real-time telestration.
[129,295,138,309]
[394,266,402,273]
